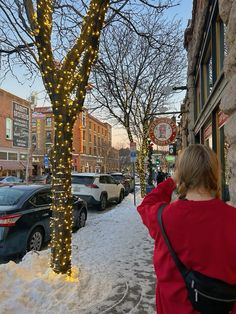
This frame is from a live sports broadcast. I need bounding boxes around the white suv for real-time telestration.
[71,173,125,210]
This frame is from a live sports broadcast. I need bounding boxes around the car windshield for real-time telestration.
[71,176,95,185]
[0,189,25,205]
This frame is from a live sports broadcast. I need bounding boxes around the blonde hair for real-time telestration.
[176,144,220,199]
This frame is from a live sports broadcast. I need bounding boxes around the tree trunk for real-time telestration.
[50,108,74,275]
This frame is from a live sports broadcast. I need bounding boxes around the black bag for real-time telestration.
[157,204,236,314]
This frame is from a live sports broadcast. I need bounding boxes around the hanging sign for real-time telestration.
[149,117,177,146]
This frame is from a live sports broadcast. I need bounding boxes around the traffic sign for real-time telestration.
[44,155,49,169]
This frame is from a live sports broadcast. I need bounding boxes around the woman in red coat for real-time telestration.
[137,144,236,314]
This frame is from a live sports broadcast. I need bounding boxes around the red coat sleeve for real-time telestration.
[137,178,176,239]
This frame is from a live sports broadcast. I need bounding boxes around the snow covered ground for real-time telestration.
[0,189,156,314]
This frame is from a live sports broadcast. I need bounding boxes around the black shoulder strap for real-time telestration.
[157,204,189,276]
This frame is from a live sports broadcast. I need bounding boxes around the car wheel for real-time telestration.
[118,190,124,204]
[99,194,107,211]
[75,209,87,230]
[27,227,44,252]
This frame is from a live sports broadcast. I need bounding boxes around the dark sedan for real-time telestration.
[0,185,87,258]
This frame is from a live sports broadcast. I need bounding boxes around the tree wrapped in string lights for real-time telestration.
[38,1,109,275]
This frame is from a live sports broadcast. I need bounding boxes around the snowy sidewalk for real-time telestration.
[0,191,156,314]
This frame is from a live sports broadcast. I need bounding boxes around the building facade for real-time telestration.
[182,0,236,203]
[32,107,119,174]
[0,89,32,178]
[73,109,119,173]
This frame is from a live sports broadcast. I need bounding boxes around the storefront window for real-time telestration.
[8,152,18,160]
[0,152,7,160]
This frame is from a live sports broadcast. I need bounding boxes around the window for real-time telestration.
[32,133,36,143]
[220,22,228,70]
[32,143,37,152]
[206,55,213,96]
[30,191,51,207]
[0,152,7,160]
[72,175,95,185]
[89,147,92,155]
[89,133,92,142]
[6,118,12,139]
[99,176,106,184]
[83,130,86,141]
[8,153,18,160]
[46,131,52,143]
[195,77,201,119]
[94,124,96,132]
[94,135,97,145]
[32,118,36,127]
[202,42,213,104]
[46,117,52,127]
[98,126,100,133]
[82,111,86,127]
[45,143,52,154]
[83,146,86,154]
[89,121,92,129]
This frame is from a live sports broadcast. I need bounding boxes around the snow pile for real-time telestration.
[0,191,156,314]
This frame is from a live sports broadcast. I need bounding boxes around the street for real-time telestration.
[0,189,157,314]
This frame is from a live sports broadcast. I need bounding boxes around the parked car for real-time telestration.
[0,176,23,187]
[0,185,87,258]
[31,174,51,184]
[109,172,135,195]
[71,173,125,210]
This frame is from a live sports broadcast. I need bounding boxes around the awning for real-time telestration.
[0,160,33,171]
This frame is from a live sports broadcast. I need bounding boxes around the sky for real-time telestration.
[0,189,159,314]
[0,0,193,148]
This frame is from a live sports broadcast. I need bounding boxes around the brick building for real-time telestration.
[181,0,236,202]
[74,109,119,173]
[32,107,119,174]
[0,88,32,178]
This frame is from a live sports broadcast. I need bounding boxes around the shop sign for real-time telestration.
[13,102,29,148]
[149,118,177,146]
[218,111,228,127]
